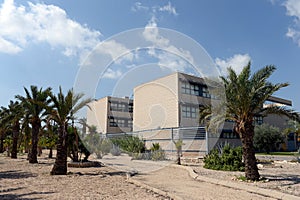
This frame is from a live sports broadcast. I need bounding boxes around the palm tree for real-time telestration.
[48,87,91,175]
[0,107,9,153]
[200,62,297,181]
[16,85,52,163]
[4,101,24,159]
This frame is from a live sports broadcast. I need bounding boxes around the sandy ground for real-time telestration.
[192,159,300,197]
[1,151,300,200]
[0,153,169,200]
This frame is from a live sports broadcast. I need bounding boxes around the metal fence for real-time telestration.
[107,126,212,156]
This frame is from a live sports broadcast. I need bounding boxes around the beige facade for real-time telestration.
[133,72,223,131]
[86,72,293,155]
[87,96,133,134]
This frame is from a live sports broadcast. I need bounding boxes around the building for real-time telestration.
[86,72,294,154]
[86,96,133,134]
[133,72,293,153]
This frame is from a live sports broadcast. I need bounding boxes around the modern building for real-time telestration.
[86,96,133,134]
[86,72,295,154]
[133,72,293,153]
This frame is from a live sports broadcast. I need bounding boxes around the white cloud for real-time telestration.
[142,17,194,72]
[283,0,300,46]
[0,37,22,54]
[95,40,133,64]
[0,0,100,58]
[158,2,178,16]
[215,54,251,75]
[131,2,149,12]
[102,68,122,79]
[131,1,178,16]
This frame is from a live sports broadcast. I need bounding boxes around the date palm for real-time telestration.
[2,101,24,158]
[48,87,91,175]
[0,107,9,153]
[16,85,52,163]
[200,62,297,181]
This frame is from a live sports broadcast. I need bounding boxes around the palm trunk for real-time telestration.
[29,121,40,163]
[11,121,20,159]
[51,124,68,175]
[48,148,53,158]
[238,121,260,181]
[0,135,4,153]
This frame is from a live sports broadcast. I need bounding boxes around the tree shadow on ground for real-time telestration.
[0,170,37,179]
[265,174,300,186]
[0,187,54,200]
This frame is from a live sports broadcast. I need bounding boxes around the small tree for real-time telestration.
[174,139,184,165]
[254,124,283,153]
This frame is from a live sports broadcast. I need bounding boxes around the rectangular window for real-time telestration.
[128,104,133,112]
[109,117,133,128]
[127,120,133,128]
[110,101,130,112]
[181,81,210,97]
[182,105,198,119]
[201,87,211,98]
[109,118,118,127]
[254,116,263,125]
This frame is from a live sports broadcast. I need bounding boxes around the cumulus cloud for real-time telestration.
[283,0,300,46]
[102,68,122,79]
[0,0,100,58]
[142,16,194,72]
[215,54,251,75]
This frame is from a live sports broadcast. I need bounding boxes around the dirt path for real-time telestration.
[133,166,276,200]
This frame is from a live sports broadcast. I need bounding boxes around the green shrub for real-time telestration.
[150,143,166,161]
[254,124,283,153]
[111,135,145,155]
[204,144,244,171]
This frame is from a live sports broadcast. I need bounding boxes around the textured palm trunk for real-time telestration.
[237,121,260,181]
[0,134,4,153]
[48,148,53,158]
[11,121,20,159]
[29,120,40,163]
[51,124,68,175]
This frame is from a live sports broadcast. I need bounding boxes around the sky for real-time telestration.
[1,0,300,112]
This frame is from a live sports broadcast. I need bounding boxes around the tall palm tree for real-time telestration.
[3,101,24,159]
[16,85,52,163]
[48,87,91,175]
[200,62,298,181]
[0,107,9,153]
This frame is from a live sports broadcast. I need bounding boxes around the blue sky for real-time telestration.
[1,0,300,111]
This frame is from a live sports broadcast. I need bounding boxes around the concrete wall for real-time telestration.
[133,73,180,131]
[86,97,108,133]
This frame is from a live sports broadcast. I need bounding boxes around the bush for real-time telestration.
[150,143,166,161]
[111,135,145,155]
[203,144,244,171]
[254,124,284,153]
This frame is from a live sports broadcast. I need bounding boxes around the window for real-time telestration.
[181,81,210,98]
[127,120,133,128]
[128,104,133,112]
[201,87,210,98]
[109,118,117,127]
[254,116,263,125]
[110,101,129,112]
[109,117,132,128]
[182,105,198,118]
[222,131,239,139]
[117,119,125,127]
